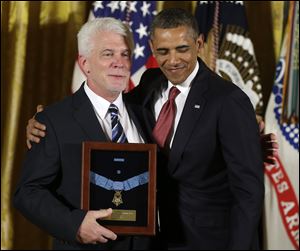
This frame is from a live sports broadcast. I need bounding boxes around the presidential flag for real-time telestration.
[195,1,264,115]
[264,1,299,250]
[72,1,157,93]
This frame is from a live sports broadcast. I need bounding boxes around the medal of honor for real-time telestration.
[112,190,123,206]
[90,171,149,207]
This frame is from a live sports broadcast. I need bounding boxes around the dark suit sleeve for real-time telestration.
[218,89,264,249]
[14,111,86,242]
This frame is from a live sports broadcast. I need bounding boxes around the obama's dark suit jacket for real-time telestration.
[129,58,264,250]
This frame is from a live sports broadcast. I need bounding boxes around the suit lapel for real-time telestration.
[168,61,210,174]
[71,84,107,141]
[142,74,168,142]
[142,91,157,140]
[125,100,148,143]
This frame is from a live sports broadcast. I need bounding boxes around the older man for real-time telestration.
[14,17,151,250]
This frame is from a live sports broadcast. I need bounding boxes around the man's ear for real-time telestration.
[197,34,205,50]
[78,55,89,75]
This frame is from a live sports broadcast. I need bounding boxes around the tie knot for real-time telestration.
[168,86,180,100]
[108,104,119,116]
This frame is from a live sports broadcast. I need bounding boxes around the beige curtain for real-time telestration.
[1,1,89,249]
[271,1,285,61]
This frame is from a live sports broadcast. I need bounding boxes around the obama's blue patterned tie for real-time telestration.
[108,104,128,143]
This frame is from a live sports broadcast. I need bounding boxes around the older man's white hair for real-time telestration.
[77,17,134,57]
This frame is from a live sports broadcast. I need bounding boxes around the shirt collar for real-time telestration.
[84,82,124,120]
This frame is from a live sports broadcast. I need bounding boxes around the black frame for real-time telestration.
[81,141,156,235]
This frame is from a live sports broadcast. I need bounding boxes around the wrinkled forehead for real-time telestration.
[91,31,130,49]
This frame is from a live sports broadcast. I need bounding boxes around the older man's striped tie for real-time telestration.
[108,104,128,143]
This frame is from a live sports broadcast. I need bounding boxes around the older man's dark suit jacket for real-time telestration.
[128,58,264,250]
[14,84,152,250]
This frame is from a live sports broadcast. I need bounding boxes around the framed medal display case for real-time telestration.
[81,142,157,235]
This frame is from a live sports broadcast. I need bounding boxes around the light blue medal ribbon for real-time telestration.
[90,171,149,207]
[90,171,149,191]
